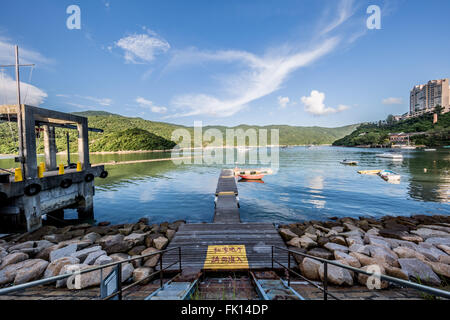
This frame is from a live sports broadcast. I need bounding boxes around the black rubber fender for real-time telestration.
[100,171,108,179]
[84,173,94,182]
[0,192,7,203]
[60,179,73,189]
[24,183,42,196]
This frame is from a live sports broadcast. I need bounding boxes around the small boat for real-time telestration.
[399,146,416,150]
[378,170,401,182]
[424,148,436,152]
[234,168,273,181]
[358,170,381,175]
[444,146,450,149]
[376,153,404,161]
[340,160,358,166]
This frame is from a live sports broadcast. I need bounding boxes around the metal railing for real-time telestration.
[0,246,182,300]
[272,246,450,300]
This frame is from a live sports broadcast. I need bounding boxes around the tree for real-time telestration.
[434,105,444,115]
[386,114,395,126]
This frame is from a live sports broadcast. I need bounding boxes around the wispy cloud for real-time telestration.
[0,37,53,66]
[301,90,349,116]
[169,37,340,118]
[136,97,167,114]
[115,29,170,64]
[0,72,47,106]
[56,94,113,107]
[321,0,356,35]
[382,97,403,105]
[278,96,290,108]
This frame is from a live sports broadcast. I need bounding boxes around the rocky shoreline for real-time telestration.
[277,214,450,289]
[0,219,184,290]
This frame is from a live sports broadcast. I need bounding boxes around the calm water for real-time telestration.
[1,147,449,224]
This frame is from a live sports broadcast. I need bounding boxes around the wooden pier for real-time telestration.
[163,169,288,272]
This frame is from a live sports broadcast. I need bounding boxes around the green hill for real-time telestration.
[0,111,359,154]
[333,112,450,147]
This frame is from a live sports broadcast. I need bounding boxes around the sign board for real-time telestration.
[203,245,249,270]
[100,266,120,300]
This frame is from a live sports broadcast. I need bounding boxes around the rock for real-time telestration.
[50,244,77,262]
[83,250,107,265]
[329,236,346,246]
[398,258,441,286]
[365,235,392,249]
[357,265,388,289]
[128,245,146,256]
[153,236,169,250]
[418,225,450,234]
[416,243,447,262]
[94,255,113,266]
[346,237,363,247]
[98,234,133,254]
[43,234,71,243]
[133,267,153,285]
[411,228,450,240]
[141,248,160,268]
[130,256,142,268]
[349,252,380,267]
[7,241,35,252]
[138,217,149,225]
[339,229,364,238]
[71,246,103,261]
[0,252,29,270]
[366,245,399,267]
[318,263,353,286]
[288,247,306,265]
[110,253,130,262]
[98,221,111,227]
[82,232,101,244]
[288,236,317,250]
[124,233,146,247]
[289,226,305,237]
[324,243,349,253]
[35,245,59,261]
[334,251,361,268]
[13,259,49,285]
[348,244,370,256]
[317,237,329,247]
[307,248,333,260]
[439,255,450,265]
[121,263,134,282]
[424,261,450,278]
[399,234,423,243]
[331,226,344,233]
[366,228,380,236]
[166,229,176,241]
[279,228,298,241]
[119,226,133,236]
[144,235,153,248]
[425,237,450,246]
[436,244,450,255]
[383,264,409,280]
[44,257,80,278]
[300,258,322,280]
[393,247,427,261]
[57,239,92,250]
[65,263,132,290]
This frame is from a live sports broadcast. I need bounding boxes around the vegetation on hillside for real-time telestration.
[0,111,358,154]
[333,111,450,147]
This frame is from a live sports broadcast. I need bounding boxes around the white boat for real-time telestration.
[424,149,436,152]
[378,170,401,182]
[376,153,404,161]
[400,146,416,150]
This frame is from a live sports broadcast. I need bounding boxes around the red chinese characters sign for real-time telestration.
[204,245,249,270]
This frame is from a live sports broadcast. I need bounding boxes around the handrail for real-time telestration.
[0,246,182,299]
[272,246,450,300]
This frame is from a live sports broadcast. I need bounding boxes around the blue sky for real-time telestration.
[1,0,450,127]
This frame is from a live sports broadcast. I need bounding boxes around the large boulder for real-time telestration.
[82,232,101,244]
[166,229,176,241]
[300,258,322,280]
[307,248,333,260]
[98,234,133,254]
[94,255,113,266]
[13,259,48,285]
[334,251,361,268]
[348,244,370,256]
[44,256,80,278]
[324,243,349,253]
[133,267,153,285]
[436,244,450,255]
[153,236,169,250]
[424,261,450,278]
[124,233,146,247]
[279,228,297,242]
[357,265,388,289]
[288,236,317,250]
[141,248,160,268]
[71,246,103,262]
[398,258,441,286]
[49,244,77,262]
[393,246,426,261]
[416,243,447,262]
[349,252,380,267]
[366,245,399,267]
[0,252,29,270]
[329,236,346,246]
[425,237,450,246]
[318,263,353,286]
[411,228,450,240]
[83,250,107,265]
[128,246,146,256]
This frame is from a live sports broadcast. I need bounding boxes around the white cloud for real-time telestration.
[301,90,349,116]
[115,32,170,64]
[278,96,290,108]
[170,38,340,118]
[76,95,113,106]
[382,97,403,105]
[0,37,53,66]
[321,0,356,35]
[136,97,167,114]
[0,72,47,106]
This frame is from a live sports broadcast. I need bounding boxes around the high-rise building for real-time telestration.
[409,78,450,117]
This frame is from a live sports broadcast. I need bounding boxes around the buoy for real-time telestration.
[77,162,82,172]
[424,168,427,173]
[14,168,23,182]
[58,164,65,175]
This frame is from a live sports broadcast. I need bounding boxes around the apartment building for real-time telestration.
[409,78,450,117]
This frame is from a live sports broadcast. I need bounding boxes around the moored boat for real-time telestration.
[376,153,404,161]
[234,168,273,180]
[340,160,358,165]
[358,170,381,175]
[378,169,401,182]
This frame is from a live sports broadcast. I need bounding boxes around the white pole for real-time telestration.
[15,45,25,175]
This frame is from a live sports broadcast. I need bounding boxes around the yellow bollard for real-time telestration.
[14,168,23,182]
[58,164,65,175]
[40,162,45,173]
[37,165,44,178]
[76,162,82,172]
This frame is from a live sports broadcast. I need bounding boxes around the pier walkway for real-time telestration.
[163,169,288,272]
